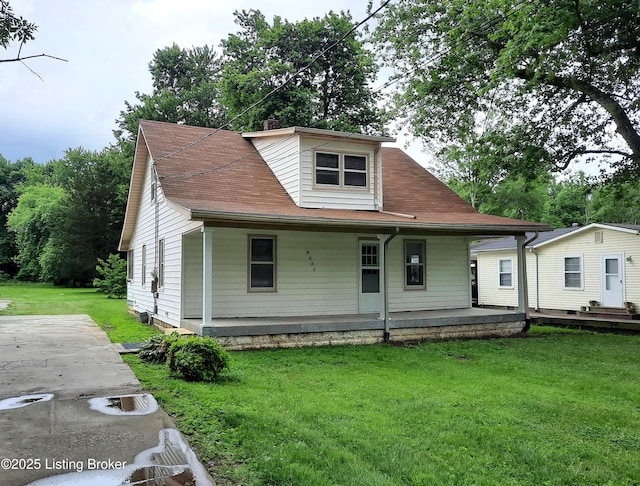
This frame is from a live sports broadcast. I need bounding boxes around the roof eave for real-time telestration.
[241,126,396,143]
[188,208,549,235]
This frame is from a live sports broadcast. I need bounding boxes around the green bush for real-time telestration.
[93,253,127,298]
[138,332,180,363]
[167,336,230,382]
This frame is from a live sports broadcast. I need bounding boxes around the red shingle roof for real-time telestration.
[128,120,549,239]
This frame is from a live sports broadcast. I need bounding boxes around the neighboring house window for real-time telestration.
[249,236,276,291]
[141,245,146,286]
[498,259,513,288]
[405,240,426,289]
[564,256,583,289]
[127,249,134,281]
[315,151,367,188]
[158,238,165,288]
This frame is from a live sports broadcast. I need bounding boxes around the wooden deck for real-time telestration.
[531,311,640,333]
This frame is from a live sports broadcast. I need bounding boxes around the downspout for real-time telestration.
[520,232,539,330]
[383,227,400,343]
[529,247,540,312]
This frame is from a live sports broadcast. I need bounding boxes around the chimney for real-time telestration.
[264,118,280,131]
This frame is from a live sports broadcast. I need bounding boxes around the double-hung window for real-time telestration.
[127,249,134,281]
[315,151,367,188]
[564,256,583,289]
[158,238,165,288]
[249,236,276,291]
[404,240,426,289]
[141,245,146,286]
[498,258,513,288]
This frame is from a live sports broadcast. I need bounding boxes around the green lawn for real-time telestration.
[0,283,159,342]
[126,332,640,485]
[2,283,639,484]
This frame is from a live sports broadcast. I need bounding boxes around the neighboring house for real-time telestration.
[472,223,640,315]
[119,120,549,349]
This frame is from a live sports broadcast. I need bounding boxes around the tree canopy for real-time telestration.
[219,9,384,133]
[116,44,228,145]
[372,0,640,178]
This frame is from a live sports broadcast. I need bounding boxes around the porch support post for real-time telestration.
[516,234,529,317]
[202,227,214,324]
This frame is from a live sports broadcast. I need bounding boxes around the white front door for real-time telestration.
[601,254,624,307]
[359,241,381,313]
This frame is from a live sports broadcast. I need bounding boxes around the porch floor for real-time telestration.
[180,307,525,337]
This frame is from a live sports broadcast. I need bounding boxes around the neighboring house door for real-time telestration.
[601,254,624,307]
[359,241,381,313]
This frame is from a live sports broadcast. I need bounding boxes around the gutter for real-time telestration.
[383,228,400,343]
[189,209,549,234]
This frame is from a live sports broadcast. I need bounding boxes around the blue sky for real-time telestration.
[1,1,423,165]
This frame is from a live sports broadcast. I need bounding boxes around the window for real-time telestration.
[158,238,165,288]
[564,256,583,289]
[315,151,367,188]
[405,240,426,289]
[141,245,146,286]
[249,236,276,291]
[498,259,513,288]
[127,249,134,281]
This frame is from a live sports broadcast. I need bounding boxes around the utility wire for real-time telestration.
[155,0,394,163]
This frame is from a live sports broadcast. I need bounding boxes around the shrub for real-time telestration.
[138,332,180,363]
[167,336,230,382]
[93,253,127,298]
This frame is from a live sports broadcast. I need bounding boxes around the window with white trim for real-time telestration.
[141,245,146,286]
[564,256,583,289]
[315,151,367,187]
[158,238,165,288]
[405,240,426,289]
[498,258,513,288]
[249,236,276,291]
[127,249,134,281]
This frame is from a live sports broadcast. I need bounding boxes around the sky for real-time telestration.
[1,0,426,166]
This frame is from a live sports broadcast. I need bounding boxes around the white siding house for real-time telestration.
[472,224,640,314]
[119,120,550,348]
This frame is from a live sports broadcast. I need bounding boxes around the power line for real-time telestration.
[155,0,394,163]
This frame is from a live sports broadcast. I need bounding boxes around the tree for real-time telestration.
[93,253,127,298]
[6,183,67,281]
[372,0,640,178]
[0,0,64,68]
[219,9,384,133]
[115,44,228,144]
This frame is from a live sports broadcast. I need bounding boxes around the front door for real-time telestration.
[359,241,381,313]
[601,254,624,307]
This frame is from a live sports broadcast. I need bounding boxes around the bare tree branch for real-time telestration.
[0,52,68,63]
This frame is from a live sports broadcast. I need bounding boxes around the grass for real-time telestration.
[2,283,639,484]
[0,283,159,342]
[126,331,640,485]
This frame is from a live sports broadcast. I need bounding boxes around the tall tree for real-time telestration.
[115,44,227,144]
[219,9,384,133]
[372,0,640,177]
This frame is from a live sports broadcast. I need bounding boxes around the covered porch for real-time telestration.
[180,307,527,350]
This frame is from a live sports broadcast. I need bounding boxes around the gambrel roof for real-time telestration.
[119,120,550,250]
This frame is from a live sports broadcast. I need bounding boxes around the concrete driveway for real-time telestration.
[0,315,214,485]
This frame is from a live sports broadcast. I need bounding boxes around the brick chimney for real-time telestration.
[263,118,280,131]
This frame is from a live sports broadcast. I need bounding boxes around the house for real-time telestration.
[472,223,640,317]
[118,120,550,349]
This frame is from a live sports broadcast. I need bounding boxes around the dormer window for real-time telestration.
[315,151,367,188]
